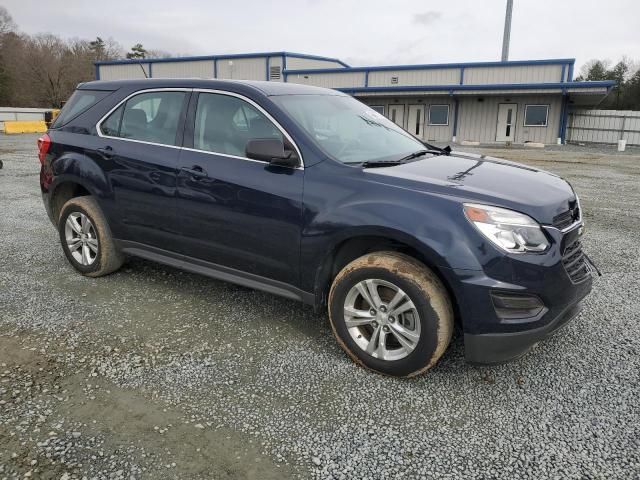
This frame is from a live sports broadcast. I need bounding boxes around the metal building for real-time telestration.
[95,51,615,145]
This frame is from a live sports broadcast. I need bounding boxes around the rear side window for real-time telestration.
[53,90,110,127]
[99,91,187,146]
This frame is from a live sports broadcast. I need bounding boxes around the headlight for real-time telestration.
[463,203,550,253]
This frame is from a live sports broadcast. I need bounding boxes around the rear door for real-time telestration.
[175,90,304,286]
[95,89,190,248]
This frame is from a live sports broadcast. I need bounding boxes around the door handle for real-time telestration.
[96,146,114,159]
[181,166,208,180]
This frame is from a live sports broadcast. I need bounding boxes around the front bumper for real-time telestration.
[464,300,585,364]
[438,224,594,364]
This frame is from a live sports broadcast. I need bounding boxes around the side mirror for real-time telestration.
[245,138,298,167]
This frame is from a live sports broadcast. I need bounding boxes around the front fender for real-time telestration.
[299,183,492,299]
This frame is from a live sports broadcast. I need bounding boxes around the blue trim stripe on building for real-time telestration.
[283,58,576,76]
[336,81,614,94]
[452,98,460,138]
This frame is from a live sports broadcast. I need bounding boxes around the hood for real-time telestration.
[365,151,576,224]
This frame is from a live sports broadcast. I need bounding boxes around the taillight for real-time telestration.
[37,133,51,164]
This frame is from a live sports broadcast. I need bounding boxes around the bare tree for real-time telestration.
[0,6,16,38]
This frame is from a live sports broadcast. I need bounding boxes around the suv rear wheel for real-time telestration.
[58,196,124,277]
[328,252,453,377]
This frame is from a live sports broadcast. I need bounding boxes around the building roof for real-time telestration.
[94,51,350,67]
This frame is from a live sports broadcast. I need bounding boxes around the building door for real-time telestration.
[388,104,405,128]
[496,103,517,142]
[407,105,425,138]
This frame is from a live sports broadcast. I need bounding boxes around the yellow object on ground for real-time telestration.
[4,121,47,134]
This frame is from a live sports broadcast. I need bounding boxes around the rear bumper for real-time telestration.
[464,301,583,364]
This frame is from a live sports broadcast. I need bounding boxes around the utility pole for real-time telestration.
[501,0,513,61]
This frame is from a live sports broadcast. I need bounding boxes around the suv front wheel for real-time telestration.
[58,196,124,277]
[328,252,453,377]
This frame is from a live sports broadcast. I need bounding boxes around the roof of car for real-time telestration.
[79,78,346,97]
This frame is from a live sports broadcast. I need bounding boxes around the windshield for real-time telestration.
[271,94,425,164]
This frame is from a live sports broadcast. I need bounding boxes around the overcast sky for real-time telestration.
[3,0,639,74]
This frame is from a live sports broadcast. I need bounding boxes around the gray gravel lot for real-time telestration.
[1,134,639,479]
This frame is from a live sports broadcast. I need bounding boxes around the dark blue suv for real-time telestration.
[39,79,594,377]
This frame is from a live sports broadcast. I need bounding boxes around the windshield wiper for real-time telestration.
[422,142,452,156]
[361,160,406,168]
[361,150,431,168]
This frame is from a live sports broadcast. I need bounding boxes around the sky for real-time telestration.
[3,0,639,75]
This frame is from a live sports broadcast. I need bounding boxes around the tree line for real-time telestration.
[0,7,171,108]
[576,58,640,110]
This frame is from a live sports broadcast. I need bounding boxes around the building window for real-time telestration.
[524,105,549,126]
[428,105,449,126]
[370,105,384,115]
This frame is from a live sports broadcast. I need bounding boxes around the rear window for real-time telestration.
[52,90,111,127]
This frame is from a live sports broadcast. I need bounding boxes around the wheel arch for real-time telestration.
[313,229,462,328]
[50,179,94,224]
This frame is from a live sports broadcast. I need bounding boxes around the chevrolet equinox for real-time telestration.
[39,79,594,377]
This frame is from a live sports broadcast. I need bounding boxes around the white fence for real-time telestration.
[0,107,50,131]
[567,109,640,146]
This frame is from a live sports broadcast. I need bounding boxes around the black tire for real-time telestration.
[58,196,124,277]
[328,251,453,377]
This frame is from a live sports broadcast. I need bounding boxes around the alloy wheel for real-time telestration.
[64,212,99,266]
[343,279,421,361]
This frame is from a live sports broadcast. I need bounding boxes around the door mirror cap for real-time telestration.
[245,138,298,167]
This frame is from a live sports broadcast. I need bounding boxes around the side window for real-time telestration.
[100,91,186,146]
[194,93,283,158]
[101,104,123,137]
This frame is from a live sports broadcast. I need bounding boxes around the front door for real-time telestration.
[388,104,405,128]
[407,105,425,139]
[176,91,303,286]
[496,103,517,142]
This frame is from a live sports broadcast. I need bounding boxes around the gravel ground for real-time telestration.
[1,134,639,479]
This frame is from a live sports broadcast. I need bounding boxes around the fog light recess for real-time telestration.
[490,292,547,320]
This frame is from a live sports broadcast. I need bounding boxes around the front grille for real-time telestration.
[562,240,591,283]
[553,205,580,230]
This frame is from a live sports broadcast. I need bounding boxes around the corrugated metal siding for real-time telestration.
[287,72,365,89]
[359,97,454,142]
[152,60,213,78]
[99,63,150,80]
[457,95,562,144]
[368,68,459,87]
[567,110,640,146]
[463,65,563,85]
[215,58,267,80]
[285,57,345,70]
